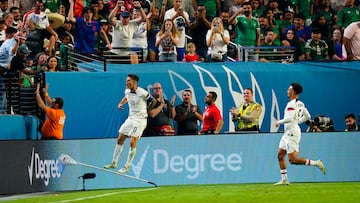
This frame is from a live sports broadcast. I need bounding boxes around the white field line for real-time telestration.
[50,187,158,203]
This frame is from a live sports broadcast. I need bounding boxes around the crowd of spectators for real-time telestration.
[0,0,360,74]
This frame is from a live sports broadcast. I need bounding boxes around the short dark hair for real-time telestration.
[242,1,252,7]
[128,74,139,82]
[90,0,99,5]
[82,7,94,16]
[259,14,267,19]
[54,97,64,109]
[294,13,306,20]
[244,87,253,94]
[183,89,192,95]
[9,6,20,13]
[345,113,356,119]
[290,82,303,94]
[5,27,17,35]
[209,91,217,101]
[312,27,321,34]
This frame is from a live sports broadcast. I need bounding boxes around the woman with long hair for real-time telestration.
[327,28,344,61]
[46,56,60,72]
[155,19,180,62]
[284,28,305,61]
[206,17,230,62]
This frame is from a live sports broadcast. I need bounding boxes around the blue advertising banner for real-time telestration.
[2,132,359,194]
[43,61,360,139]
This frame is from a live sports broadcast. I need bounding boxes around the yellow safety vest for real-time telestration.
[236,102,261,130]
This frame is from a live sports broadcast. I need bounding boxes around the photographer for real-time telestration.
[344,113,360,132]
[306,115,335,132]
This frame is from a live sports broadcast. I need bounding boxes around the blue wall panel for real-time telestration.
[43,62,360,139]
[2,61,359,140]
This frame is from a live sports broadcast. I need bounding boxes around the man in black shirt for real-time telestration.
[143,82,176,136]
[175,89,203,135]
[345,113,360,132]
[9,44,44,75]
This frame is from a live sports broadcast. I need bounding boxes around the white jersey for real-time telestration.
[131,22,148,48]
[111,20,137,55]
[125,87,151,119]
[23,11,50,29]
[164,8,189,48]
[277,99,311,137]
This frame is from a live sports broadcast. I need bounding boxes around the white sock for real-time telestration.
[280,169,288,180]
[124,147,136,168]
[112,144,123,164]
[306,159,317,166]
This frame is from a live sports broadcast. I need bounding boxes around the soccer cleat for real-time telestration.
[317,160,326,175]
[104,162,117,169]
[118,166,130,174]
[273,179,289,186]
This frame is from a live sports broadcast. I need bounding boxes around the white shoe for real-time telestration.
[273,179,289,186]
[317,160,326,175]
[104,162,117,169]
[118,166,130,174]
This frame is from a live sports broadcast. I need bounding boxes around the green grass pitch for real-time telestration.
[4,182,360,203]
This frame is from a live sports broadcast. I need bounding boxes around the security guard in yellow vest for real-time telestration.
[230,88,262,132]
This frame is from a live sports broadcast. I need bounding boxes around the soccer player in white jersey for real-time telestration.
[104,74,154,173]
[274,82,326,185]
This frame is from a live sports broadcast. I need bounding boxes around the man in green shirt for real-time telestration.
[230,1,260,47]
[337,0,360,31]
[194,0,220,19]
[44,0,63,13]
[305,28,329,60]
[293,0,314,25]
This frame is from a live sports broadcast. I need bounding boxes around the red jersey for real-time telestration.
[201,104,222,133]
[184,54,200,62]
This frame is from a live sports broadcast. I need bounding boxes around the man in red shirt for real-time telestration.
[36,84,66,140]
[200,91,223,134]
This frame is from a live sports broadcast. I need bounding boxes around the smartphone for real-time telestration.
[17,36,27,40]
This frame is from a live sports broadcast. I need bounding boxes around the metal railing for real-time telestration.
[66,47,145,72]
[237,45,295,63]
[0,72,45,117]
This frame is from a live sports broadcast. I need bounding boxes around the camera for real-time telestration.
[306,115,335,132]
[175,18,185,28]
[314,116,333,126]
[305,119,316,127]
